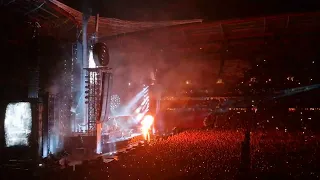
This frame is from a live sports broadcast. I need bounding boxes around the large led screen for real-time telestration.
[4,102,32,147]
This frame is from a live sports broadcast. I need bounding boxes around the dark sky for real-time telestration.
[61,0,319,21]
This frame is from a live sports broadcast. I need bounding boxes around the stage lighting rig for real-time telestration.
[84,46,112,153]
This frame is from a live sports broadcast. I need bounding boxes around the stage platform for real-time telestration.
[66,134,144,166]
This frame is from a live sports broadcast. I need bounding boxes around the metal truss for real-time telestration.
[84,67,112,134]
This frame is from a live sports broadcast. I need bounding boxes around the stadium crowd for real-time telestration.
[40,129,320,180]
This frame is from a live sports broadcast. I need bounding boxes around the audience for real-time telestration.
[39,129,320,180]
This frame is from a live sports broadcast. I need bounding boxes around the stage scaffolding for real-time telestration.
[84,67,112,135]
[47,94,72,153]
[47,43,74,154]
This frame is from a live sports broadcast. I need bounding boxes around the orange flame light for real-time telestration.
[141,115,154,141]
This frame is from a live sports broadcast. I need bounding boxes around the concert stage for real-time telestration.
[66,134,144,166]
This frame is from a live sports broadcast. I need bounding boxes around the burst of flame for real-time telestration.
[216,78,223,84]
[141,115,154,141]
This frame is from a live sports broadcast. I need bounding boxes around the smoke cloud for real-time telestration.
[105,33,250,97]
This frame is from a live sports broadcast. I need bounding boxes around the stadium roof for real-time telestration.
[3,0,319,87]
[103,11,320,86]
[49,0,203,38]
[106,11,320,59]
[3,0,319,43]
[2,0,202,40]
[2,0,79,39]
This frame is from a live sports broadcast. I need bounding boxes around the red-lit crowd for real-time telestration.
[44,130,320,180]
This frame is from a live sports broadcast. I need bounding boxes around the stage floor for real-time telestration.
[67,133,143,166]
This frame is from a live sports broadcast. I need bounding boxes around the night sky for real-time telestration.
[61,0,320,21]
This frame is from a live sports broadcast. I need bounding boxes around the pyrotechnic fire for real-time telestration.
[141,115,154,141]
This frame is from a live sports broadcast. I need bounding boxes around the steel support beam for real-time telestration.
[81,11,90,130]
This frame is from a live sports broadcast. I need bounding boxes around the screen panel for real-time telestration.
[4,102,32,147]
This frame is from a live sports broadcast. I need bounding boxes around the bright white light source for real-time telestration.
[135,107,141,114]
[88,50,98,84]
[136,113,144,122]
[5,102,32,147]
[141,115,154,141]
[89,50,96,68]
